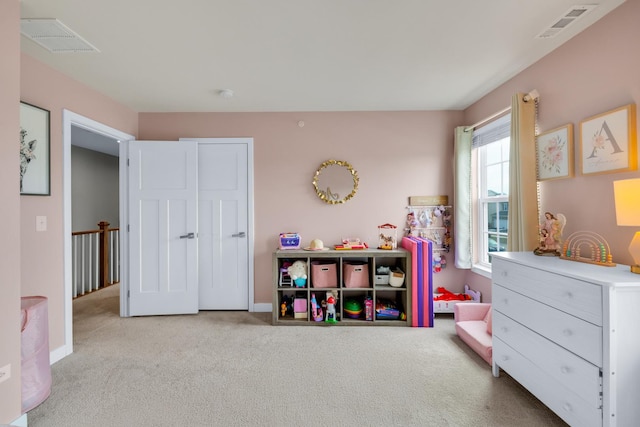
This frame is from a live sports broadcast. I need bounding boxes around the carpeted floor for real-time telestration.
[27,284,567,426]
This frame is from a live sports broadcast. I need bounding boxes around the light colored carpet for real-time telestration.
[27,284,566,426]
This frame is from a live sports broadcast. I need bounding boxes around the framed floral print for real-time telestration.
[536,124,573,181]
[579,104,637,176]
[20,101,51,195]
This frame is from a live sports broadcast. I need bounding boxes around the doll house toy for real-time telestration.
[279,233,301,250]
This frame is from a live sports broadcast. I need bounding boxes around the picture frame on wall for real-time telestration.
[20,101,50,196]
[579,104,637,176]
[536,124,573,181]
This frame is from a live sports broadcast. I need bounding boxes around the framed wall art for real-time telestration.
[20,101,50,195]
[579,104,637,176]
[536,124,573,181]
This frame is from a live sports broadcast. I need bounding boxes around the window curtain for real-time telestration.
[507,93,539,251]
[453,126,472,268]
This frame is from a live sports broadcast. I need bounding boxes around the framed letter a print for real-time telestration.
[579,104,637,176]
[20,102,50,195]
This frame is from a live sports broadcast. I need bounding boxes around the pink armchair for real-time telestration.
[454,303,492,365]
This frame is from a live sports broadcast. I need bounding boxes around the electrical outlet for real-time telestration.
[0,364,11,384]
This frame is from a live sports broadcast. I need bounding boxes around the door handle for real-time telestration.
[232,232,246,238]
[179,232,195,239]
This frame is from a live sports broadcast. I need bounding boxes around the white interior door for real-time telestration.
[194,140,249,310]
[128,140,199,316]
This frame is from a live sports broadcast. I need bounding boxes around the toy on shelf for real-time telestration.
[375,298,405,320]
[364,297,373,321]
[344,299,363,319]
[378,224,397,249]
[279,233,301,250]
[325,291,338,324]
[534,212,566,256]
[280,294,293,318]
[287,260,308,287]
[310,293,323,322]
[560,230,616,267]
[334,238,368,250]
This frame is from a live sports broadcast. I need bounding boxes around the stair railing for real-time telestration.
[71,221,120,298]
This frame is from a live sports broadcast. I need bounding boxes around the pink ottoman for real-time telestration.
[21,296,51,413]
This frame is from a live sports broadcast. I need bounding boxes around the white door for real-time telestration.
[128,140,199,316]
[194,140,249,310]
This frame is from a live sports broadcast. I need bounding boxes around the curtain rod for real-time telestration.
[464,89,538,132]
[464,106,511,132]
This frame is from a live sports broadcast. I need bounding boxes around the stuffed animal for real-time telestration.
[287,260,308,287]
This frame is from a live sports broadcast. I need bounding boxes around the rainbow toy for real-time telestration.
[560,231,616,267]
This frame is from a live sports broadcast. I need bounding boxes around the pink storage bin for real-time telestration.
[311,261,338,288]
[343,262,370,288]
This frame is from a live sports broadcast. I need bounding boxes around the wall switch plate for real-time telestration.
[0,364,11,384]
[36,215,47,231]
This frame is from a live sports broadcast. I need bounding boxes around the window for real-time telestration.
[472,114,511,268]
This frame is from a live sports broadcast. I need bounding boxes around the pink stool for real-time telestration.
[21,296,51,413]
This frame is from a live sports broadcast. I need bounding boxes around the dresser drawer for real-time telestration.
[493,336,602,427]
[493,311,601,407]
[494,284,603,367]
[492,257,602,325]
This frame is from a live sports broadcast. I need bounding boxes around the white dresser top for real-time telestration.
[491,252,640,288]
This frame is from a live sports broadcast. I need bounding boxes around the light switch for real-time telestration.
[36,216,47,231]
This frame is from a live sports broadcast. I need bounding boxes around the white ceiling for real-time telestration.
[21,0,625,114]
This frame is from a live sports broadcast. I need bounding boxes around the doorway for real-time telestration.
[60,110,134,361]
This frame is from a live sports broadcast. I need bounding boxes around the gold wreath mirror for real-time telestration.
[312,159,359,204]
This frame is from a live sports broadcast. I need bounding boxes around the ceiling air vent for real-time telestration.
[536,4,598,39]
[21,19,99,53]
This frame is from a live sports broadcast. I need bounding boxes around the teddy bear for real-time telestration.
[287,260,308,287]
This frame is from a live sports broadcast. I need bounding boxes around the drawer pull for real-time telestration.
[500,327,508,333]
[562,403,573,412]
[501,355,509,362]
[560,366,570,374]
[501,271,508,277]
[564,291,573,299]
[562,329,573,337]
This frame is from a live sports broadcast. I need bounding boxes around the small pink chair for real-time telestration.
[454,303,492,365]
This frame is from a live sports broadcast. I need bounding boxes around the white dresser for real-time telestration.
[491,252,640,427]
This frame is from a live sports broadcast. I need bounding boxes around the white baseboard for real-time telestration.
[253,303,272,313]
[50,344,72,365]
[7,413,27,427]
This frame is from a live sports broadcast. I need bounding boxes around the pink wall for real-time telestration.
[0,1,23,422]
[139,111,467,303]
[7,5,637,411]
[20,54,138,351]
[463,0,640,297]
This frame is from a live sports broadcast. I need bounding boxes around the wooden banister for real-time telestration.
[72,221,120,298]
[98,221,110,289]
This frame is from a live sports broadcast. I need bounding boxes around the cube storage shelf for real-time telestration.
[273,249,411,326]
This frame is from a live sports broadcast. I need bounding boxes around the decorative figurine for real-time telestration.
[534,212,566,256]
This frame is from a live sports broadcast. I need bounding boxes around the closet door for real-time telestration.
[196,141,249,310]
[128,140,199,316]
